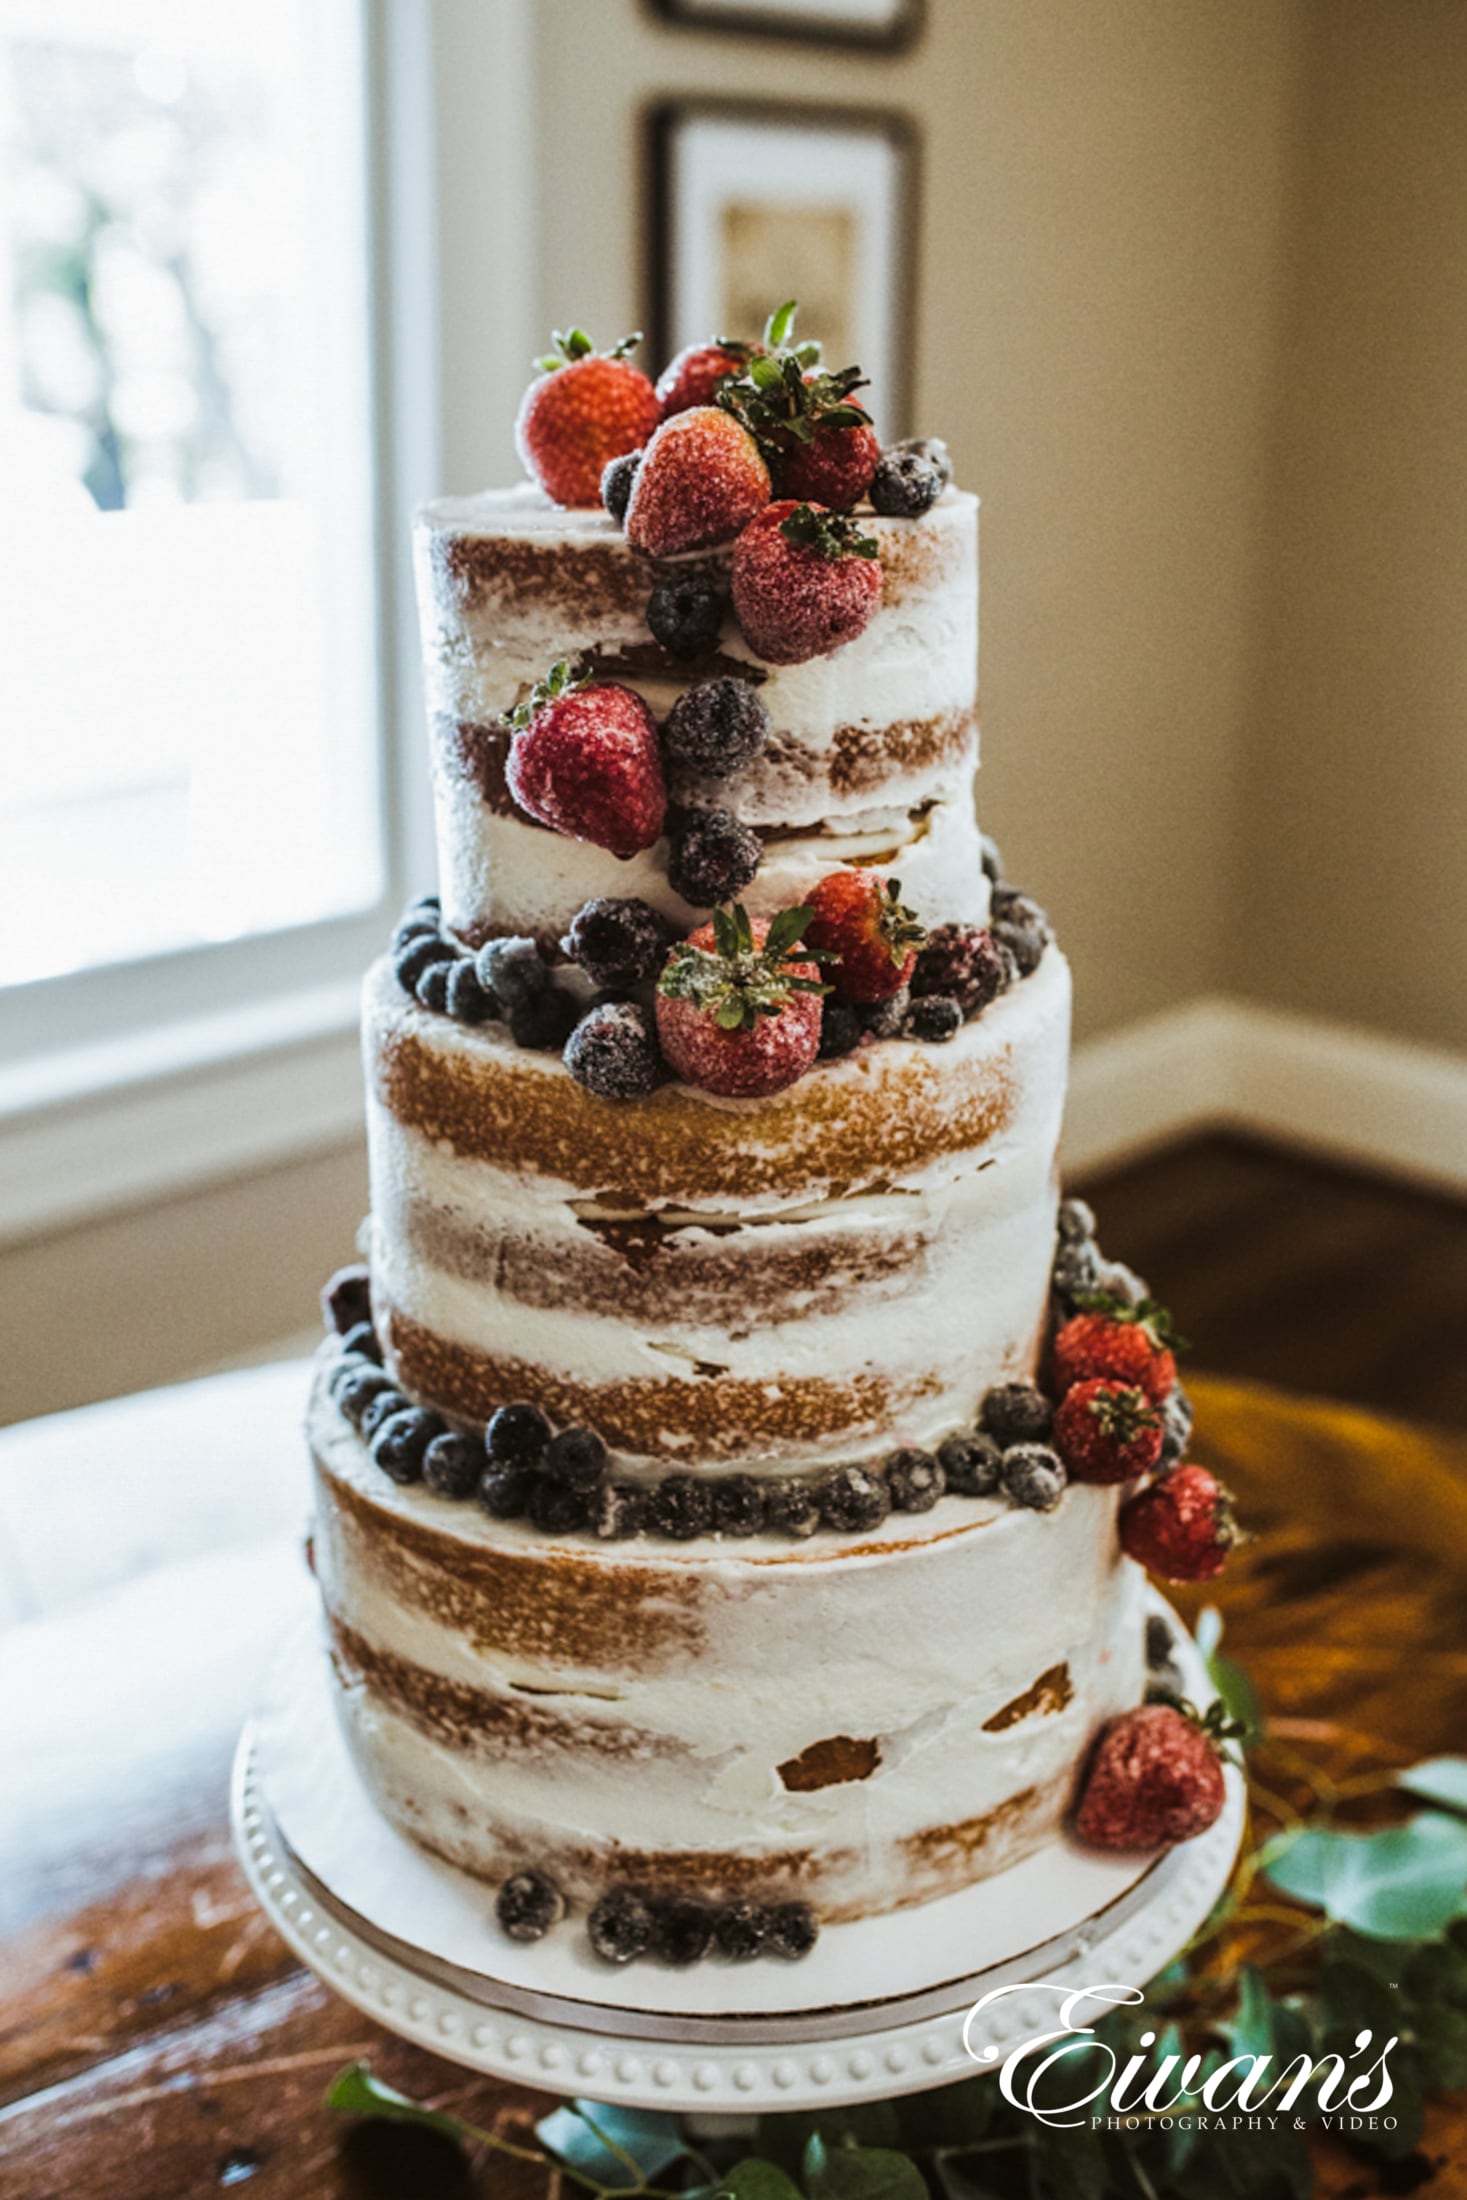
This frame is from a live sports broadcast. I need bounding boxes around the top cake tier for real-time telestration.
[413,485,982,946]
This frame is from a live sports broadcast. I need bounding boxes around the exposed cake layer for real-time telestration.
[364,945,1070,1470]
[413,485,981,942]
[310,1361,1146,1920]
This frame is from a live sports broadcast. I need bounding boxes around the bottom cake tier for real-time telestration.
[309,1357,1147,1925]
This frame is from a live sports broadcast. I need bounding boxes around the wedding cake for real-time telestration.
[307,309,1236,1969]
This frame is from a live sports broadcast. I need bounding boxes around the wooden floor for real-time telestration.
[1075,1133,1467,1432]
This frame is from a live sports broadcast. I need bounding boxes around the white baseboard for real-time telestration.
[1069,994,1467,1195]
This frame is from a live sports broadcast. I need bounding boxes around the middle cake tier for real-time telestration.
[364,940,1071,1476]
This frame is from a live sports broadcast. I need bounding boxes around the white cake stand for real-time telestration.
[231,1594,1243,2115]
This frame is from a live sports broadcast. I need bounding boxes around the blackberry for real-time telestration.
[509,988,578,1052]
[818,1000,863,1059]
[818,1464,891,1535]
[476,936,546,1013]
[911,924,1009,1018]
[667,807,761,907]
[1053,1238,1101,1305]
[339,1320,382,1365]
[415,959,452,1013]
[1145,1614,1177,1669]
[650,1474,714,1541]
[890,435,954,489]
[592,1481,647,1540]
[395,933,455,993]
[980,1382,1055,1447]
[714,1899,769,1962]
[1002,1444,1066,1513]
[446,958,496,1025]
[422,1429,485,1500]
[662,679,771,779]
[373,1408,443,1486]
[869,447,944,519]
[337,1367,396,1431]
[528,1476,592,1534]
[937,1430,1003,1497]
[601,449,641,524]
[478,1463,531,1520]
[562,896,668,989]
[650,1898,714,1966]
[565,1002,665,1101]
[884,1447,945,1512]
[765,1901,819,1960]
[1057,1198,1097,1245]
[496,1868,565,1943]
[863,985,910,1040]
[486,1403,552,1470]
[544,1424,608,1489]
[980,833,1005,885]
[645,571,726,660]
[360,1389,409,1443]
[905,993,962,1044]
[710,1474,765,1537]
[765,1480,821,1539]
[993,920,1045,980]
[321,1263,371,1336]
[991,887,1051,938]
[1159,1384,1194,1470]
[588,1885,654,1964]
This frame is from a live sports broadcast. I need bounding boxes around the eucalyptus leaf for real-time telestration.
[1397,1755,1467,1816]
[1263,1812,1467,1938]
[324,2062,466,2141]
[536,2100,688,2186]
[1219,1962,1275,2063]
[803,2134,929,2200]
[716,2161,803,2200]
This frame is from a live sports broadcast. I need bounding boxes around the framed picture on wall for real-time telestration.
[648,0,924,51]
[647,100,919,443]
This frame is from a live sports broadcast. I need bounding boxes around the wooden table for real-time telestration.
[3,1373,1466,2199]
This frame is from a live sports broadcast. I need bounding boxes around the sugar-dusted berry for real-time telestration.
[911,924,1009,1018]
[337,1368,396,1432]
[446,958,496,1025]
[980,1382,1054,1447]
[395,932,455,994]
[1054,1378,1164,1485]
[422,1429,485,1500]
[372,1408,443,1486]
[415,959,452,1013]
[515,328,660,508]
[667,807,762,908]
[565,1002,666,1101]
[506,663,666,858]
[600,448,640,524]
[528,1476,592,1534]
[662,678,771,780]
[509,988,578,1053]
[1052,1298,1181,1405]
[731,500,882,665]
[645,570,726,659]
[360,1389,409,1444]
[476,935,546,1013]
[804,869,926,1004]
[714,1899,769,1961]
[764,1901,819,1959]
[869,447,944,518]
[486,1401,552,1469]
[625,406,771,557]
[650,1898,715,1966]
[588,1885,654,1964]
[478,1463,531,1520]
[1120,1464,1238,1582]
[544,1424,609,1489]
[937,1429,1003,1497]
[711,1474,766,1537]
[649,1474,714,1541]
[818,1463,891,1534]
[1074,1704,1228,1852]
[562,896,669,989]
[905,994,961,1043]
[656,903,825,1098]
[657,339,750,418]
[818,1000,863,1059]
[592,1481,647,1541]
[339,1320,381,1367]
[321,1263,371,1336]
[884,1447,945,1511]
[1001,1444,1066,1512]
[765,1480,821,1539]
[496,1869,565,1944]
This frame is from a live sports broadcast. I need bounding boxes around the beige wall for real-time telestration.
[1237,0,1467,1051]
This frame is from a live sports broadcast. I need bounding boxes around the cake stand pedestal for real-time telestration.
[231,1595,1243,2116]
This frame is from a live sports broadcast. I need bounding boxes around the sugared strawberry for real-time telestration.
[718,320,877,509]
[505,662,665,858]
[515,329,661,509]
[779,407,882,511]
[624,408,771,556]
[1050,1296,1181,1405]
[655,904,828,1098]
[803,870,927,1004]
[730,501,883,665]
[1053,1378,1164,1485]
[656,340,750,417]
[1074,1703,1229,1852]
[1120,1465,1239,1582]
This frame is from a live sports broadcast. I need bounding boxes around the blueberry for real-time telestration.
[650,1899,714,1966]
[562,897,669,989]
[1146,1614,1178,1669]
[884,1447,945,1512]
[1057,1198,1097,1244]
[565,1003,666,1101]
[509,988,578,1052]
[863,985,910,1040]
[416,959,453,1012]
[422,1429,486,1500]
[667,808,761,908]
[496,1868,565,1943]
[359,1389,409,1442]
[869,448,943,518]
[818,1464,891,1535]
[339,1320,382,1365]
[544,1425,608,1489]
[649,1474,714,1541]
[601,449,641,524]
[905,994,962,1044]
[714,1900,769,1961]
[764,1901,819,1960]
[980,1382,1054,1447]
[592,1481,647,1540]
[992,921,1045,980]
[710,1474,765,1537]
[446,958,496,1024]
[528,1476,592,1534]
[408,892,441,916]
[889,435,954,488]
[478,1463,532,1519]
[588,1886,654,1965]
[320,1263,371,1336]
[646,571,726,659]
[937,1430,1003,1497]
[476,936,546,1013]
[391,912,440,956]
[337,1367,396,1431]
[395,934,455,993]
[372,1408,443,1485]
[486,1402,552,1469]
[991,887,1051,937]
[327,1349,372,1400]
[818,1000,863,1059]
[1053,1238,1101,1305]
[980,833,1005,885]
[1095,1258,1149,1307]
[1159,1384,1193,1469]
[1002,1444,1066,1512]
[662,679,771,779]
[765,1480,821,1539]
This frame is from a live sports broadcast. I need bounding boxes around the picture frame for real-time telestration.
[647,0,925,53]
[646,99,920,444]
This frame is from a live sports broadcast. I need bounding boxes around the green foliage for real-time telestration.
[1261,1811,1467,1939]
[658,901,831,1028]
[1397,1756,1467,1816]
[778,505,880,561]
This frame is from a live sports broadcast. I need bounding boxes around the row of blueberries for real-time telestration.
[496,1867,818,1967]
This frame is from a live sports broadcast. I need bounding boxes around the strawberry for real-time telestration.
[1050,1295,1182,1405]
[730,501,883,665]
[515,329,661,509]
[655,904,829,1098]
[624,407,771,556]
[1053,1378,1164,1485]
[1073,1703,1229,1851]
[779,406,882,511]
[718,308,877,510]
[803,869,927,1004]
[656,340,750,417]
[505,661,665,858]
[1120,1465,1239,1582]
